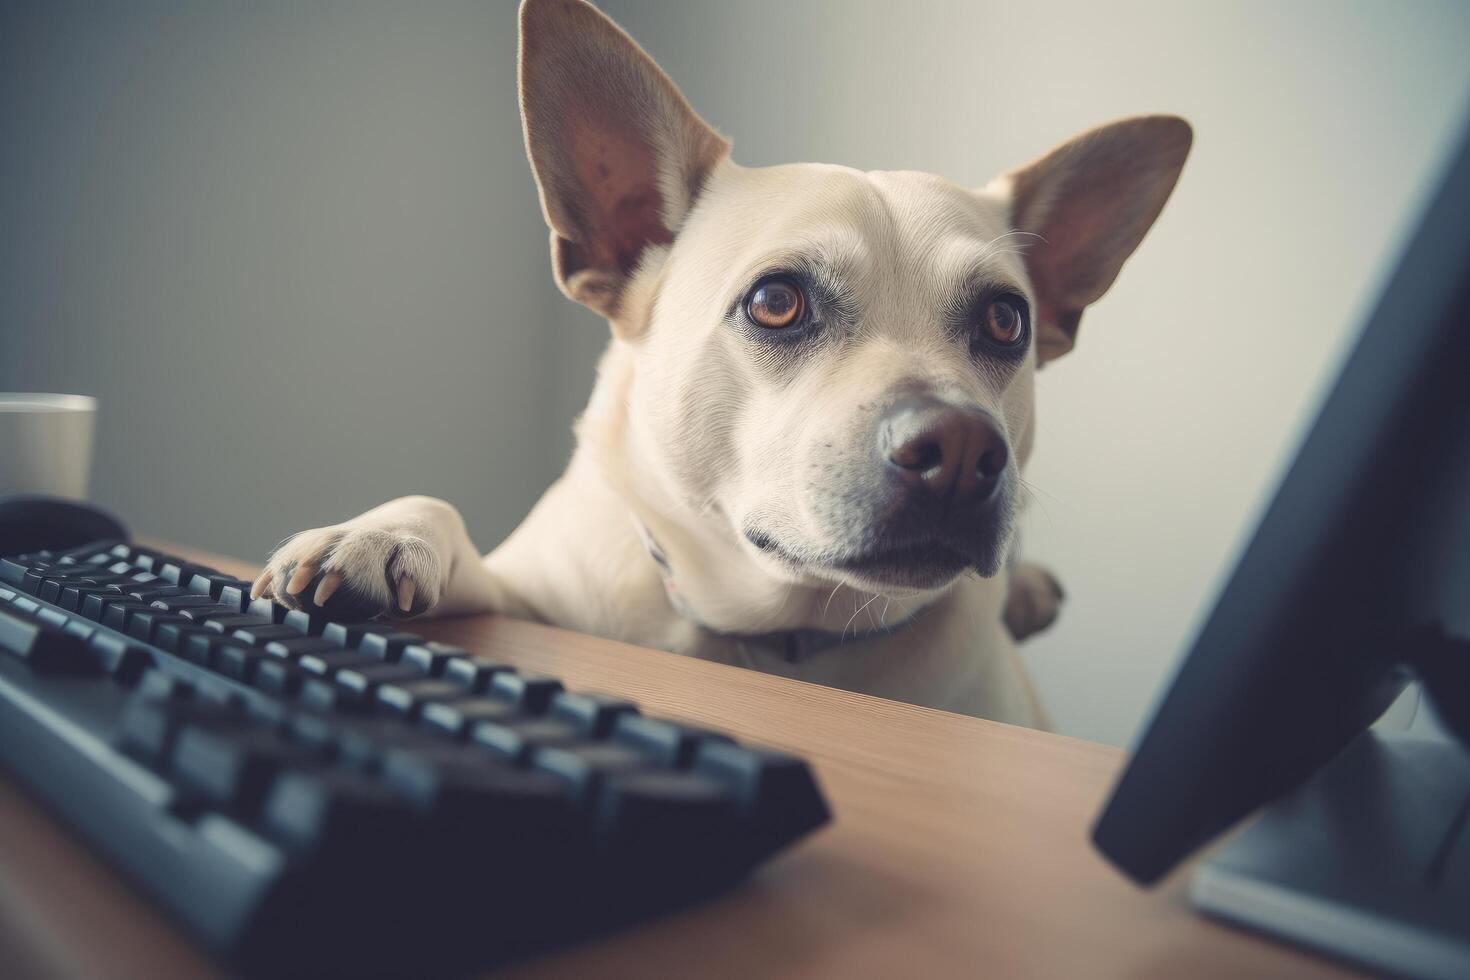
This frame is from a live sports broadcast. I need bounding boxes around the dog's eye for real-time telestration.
[746,279,805,329]
[984,297,1026,346]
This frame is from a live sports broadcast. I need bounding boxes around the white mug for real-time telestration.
[0,393,97,499]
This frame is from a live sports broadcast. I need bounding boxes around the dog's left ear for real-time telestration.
[518,0,730,328]
[1003,115,1191,363]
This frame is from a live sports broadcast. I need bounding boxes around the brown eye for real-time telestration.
[984,297,1025,346]
[747,279,805,329]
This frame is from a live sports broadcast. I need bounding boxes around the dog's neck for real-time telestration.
[576,339,956,640]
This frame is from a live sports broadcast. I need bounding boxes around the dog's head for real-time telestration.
[519,0,1189,594]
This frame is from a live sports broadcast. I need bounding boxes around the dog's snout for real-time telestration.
[882,396,1008,505]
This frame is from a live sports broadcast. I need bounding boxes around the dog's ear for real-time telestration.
[1003,115,1191,363]
[518,0,729,325]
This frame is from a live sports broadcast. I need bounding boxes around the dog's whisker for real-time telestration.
[821,582,844,622]
[1017,477,1059,531]
[843,591,882,640]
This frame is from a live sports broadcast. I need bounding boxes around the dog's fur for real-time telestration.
[253,0,1190,728]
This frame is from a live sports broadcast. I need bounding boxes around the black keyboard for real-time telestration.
[0,539,829,976]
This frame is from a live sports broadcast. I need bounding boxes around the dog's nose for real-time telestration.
[882,395,1009,504]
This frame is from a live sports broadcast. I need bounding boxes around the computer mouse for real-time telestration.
[0,495,129,556]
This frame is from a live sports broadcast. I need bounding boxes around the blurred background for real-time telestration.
[4,0,1469,746]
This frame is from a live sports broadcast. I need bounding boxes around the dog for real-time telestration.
[251,0,1190,728]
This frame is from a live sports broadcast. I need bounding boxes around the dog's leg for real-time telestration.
[1003,560,1065,641]
[252,495,508,619]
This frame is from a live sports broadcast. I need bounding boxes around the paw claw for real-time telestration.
[396,577,416,613]
[313,570,343,607]
[285,560,318,596]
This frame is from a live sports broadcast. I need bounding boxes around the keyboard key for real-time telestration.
[158,561,209,585]
[37,575,84,605]
[376,679,469,719]
[533,743,654,804]
[59,584,112,613]
[550,692,639,736]
[172,723,315,814]
[154,621,212,655]
[178,604,240,623]
[381,745,569,825]
[118,686,240,764]
[693,742,830,834]
[357,631,421,662]
[0,557,32,588]
[443,656,512,692]
[202,613,273,633]
[284,710,338,753]
[20,564,59,595]
[151,594,236,613]
[80,592,120,622]
[51,540,124,564]
[10,595,41,617]
[126,608,190,644]
[420,698,521,739]
[36,606,68,630]
[336,662,422,699]
[102,600,156,633]
[322,622,397,649]
[262,636,340,661]
[215,644,269,682]
[0,606,100,673]
[298,651,380,679]
[400,641,468,676]
[612,716,732,768]
[336,718,436,770]
[249,597,291,624]
[188,572,253,601]
[262,767,415,852]
[116,583,191,603]
[216,583,252,613]
[489,672,564,713]
[299,678,362,713]
[181,632,244,669]
[255,659,308,698]
[125,548,168,572]
[595,770,738,851]
[138,669,195,702]
[472,717,582,762]
[283,608,329,636]
[245,696,291,729]
[231,625,303,647]
[86,632,154,683]
[62,618,98,644]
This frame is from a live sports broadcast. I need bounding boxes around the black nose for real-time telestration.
[882,395,1009,505]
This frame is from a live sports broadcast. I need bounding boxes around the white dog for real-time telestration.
[253,0,1190,728]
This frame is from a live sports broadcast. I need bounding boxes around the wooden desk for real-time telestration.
[0,545,1358,979]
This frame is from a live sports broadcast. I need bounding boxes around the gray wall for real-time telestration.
[5,1,1469,746]
[1,0,576,560]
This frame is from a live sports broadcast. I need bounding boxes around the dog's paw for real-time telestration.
[1003,561,1065,642]
[253,523,444,620]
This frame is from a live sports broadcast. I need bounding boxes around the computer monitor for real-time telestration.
[1091,122,1470,973]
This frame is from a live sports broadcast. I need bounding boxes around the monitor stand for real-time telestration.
[1193,729,1470,979]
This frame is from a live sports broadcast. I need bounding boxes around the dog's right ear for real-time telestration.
[1002,115,1191,364]
[518,0,730,326]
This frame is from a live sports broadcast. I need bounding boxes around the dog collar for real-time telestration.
[632,518,931,664]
